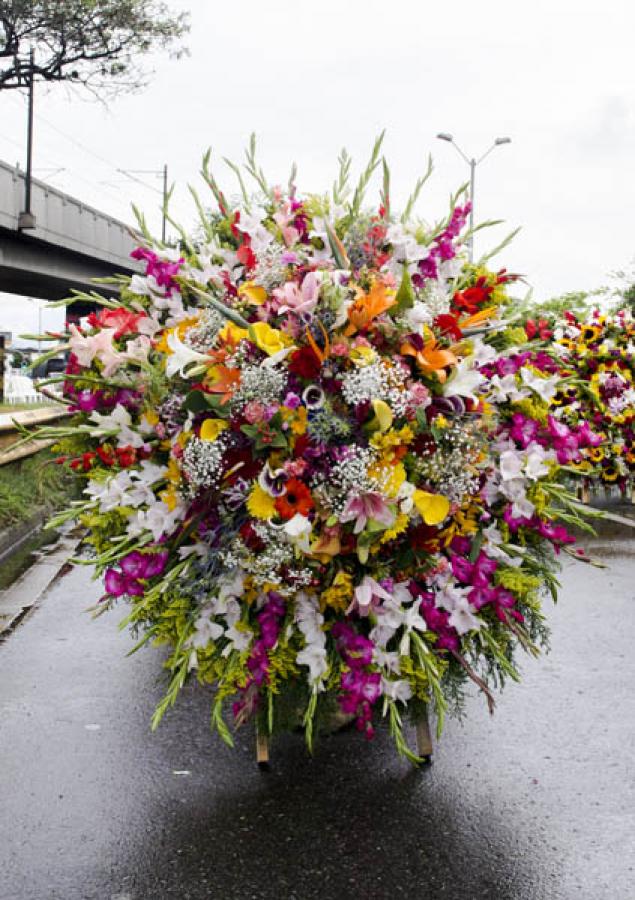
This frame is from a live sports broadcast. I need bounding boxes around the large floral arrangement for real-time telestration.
[37,140,596,760]
[521,308,635,493]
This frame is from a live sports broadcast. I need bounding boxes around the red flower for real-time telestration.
[116,446,137,468]
[288,345,322,379]
[96,445,115,466]
[434,313,463,340]
[275,478,314,520]
[70,452,95,472]
[86,308,146,338]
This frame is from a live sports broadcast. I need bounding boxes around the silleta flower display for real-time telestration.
[40,139,601,761]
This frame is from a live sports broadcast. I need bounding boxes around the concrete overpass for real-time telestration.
[0,159,143,305]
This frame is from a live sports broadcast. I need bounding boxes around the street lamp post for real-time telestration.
[436,132,511,262]
[16,47,37,230]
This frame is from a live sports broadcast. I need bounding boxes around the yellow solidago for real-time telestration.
[453,502,480,535]
[495,568,541,595]
[320,571,354,613]
[515,398,549,424]
[267,642,301,694]
[247,483,276,519]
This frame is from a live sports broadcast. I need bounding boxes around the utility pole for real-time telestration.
[162,163,168,243]
[18,48,37,230]
[117,165,169,243]
[436,133,511,262]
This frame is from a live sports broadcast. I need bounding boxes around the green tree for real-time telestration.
[622,282,635,313]
[0,0,189,97]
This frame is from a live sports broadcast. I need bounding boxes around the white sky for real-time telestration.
[2,0,635,343]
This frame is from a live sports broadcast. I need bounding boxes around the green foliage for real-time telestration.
[0,0,189,97]
[0,449,79,530]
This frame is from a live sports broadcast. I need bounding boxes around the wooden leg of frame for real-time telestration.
[416,708,433,764]
[256,726,270,769]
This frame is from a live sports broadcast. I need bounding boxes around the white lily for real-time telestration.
[165,331,210,378]
[444,356,485,402]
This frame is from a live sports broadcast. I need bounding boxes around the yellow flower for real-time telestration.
[350,345,376,366]
[320,571,353,612]
[238,281,267,305]
[159,485,179,512]
[250,321,293,356]
[166,457,181,484]
[368,398,393,433]
[247,483,276,519]
[413,490,450,525]
[142,409,159,427]
[369,461,406,497]
[286,406,308,436]
[218,322,250,345]
[200,418,229,442]
[432,414,449,429]
[379,511,409,544]
[370,426,414,456]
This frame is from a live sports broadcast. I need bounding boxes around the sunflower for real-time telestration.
[589,446,605,463]
[274,478,314,519]
[601,464,620,482]
[580,325,601,344]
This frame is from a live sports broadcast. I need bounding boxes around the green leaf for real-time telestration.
[391,265,415,315]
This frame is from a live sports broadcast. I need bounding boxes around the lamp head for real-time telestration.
[495,137,511,145]
[436,132,453,142]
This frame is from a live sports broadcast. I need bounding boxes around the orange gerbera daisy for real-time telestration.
[275,478,315,520]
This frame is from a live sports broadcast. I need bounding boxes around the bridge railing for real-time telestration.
[0,159,140,268]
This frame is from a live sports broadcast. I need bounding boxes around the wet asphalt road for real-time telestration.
[0,536,634,900]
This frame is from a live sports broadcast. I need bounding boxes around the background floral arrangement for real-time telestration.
[31,138,597,761]
[522,308,635,494]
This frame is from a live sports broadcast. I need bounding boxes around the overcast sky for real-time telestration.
[2,0,635,342]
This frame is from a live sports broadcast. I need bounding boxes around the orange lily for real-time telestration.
[344,280,395,336]
[205,365,241,404]
[400,332,457,382]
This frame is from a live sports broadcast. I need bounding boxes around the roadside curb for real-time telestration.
[0,536,81,640]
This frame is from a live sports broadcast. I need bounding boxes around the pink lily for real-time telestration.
[340,491,395,534]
